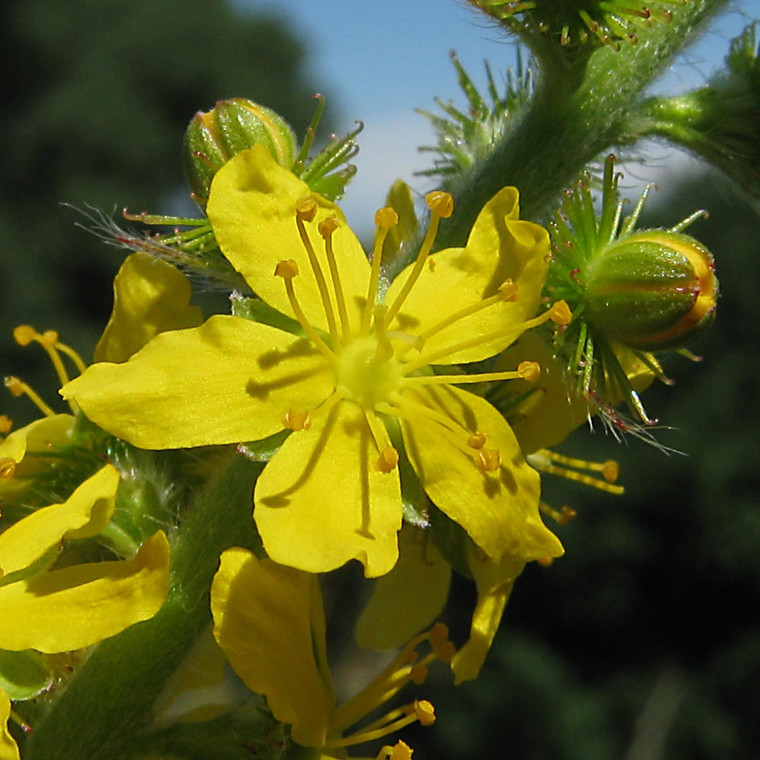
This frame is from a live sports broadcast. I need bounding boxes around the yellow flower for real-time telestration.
[0,465,170,757]
[63,145,565,577]
[211,547,449,758]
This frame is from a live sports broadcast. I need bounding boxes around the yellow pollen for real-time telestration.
[518,360,541,383]
[475,448,501,473]
[0,415,12,435]
[377,446,400,473]
[410,665,428,684]
[602,460,619,483]
[0,457,16,480]
[5,377,25,397]
[40,330,60,348]
[413,700,436,726]
[428,622,449,647]
[549,300,573,325]
[467,432,487,449]
[318,215,340,238]
[381,741,413,760]
[536,556,555,567]
[498,278,519,301]
[283,409,311,431]
[425,191,454,218]
[375,206,399,228]
[13,325,36,347]
[274,259,299,279]
[295,195,318,222]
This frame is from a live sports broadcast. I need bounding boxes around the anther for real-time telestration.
[425,191,454,219]
[467,432,487,450]
[412,700,436,726]
[40,330,60,348]
[475,448,501,473]
[283,409,311,431]
[5,377,25,397]
[385,741,413,760]
[375,207,399,228]
[295,196,318,222]
[549,300,573,325]
[410,665,428,685]
[274,259,299,279]
[0,457,16,480]
[518,361,541,383]
[498,278,519,302]
[0,415,12,435]
[377,447,399,473]
[536,556,554,567]
[318,216,340,238]
[13,325,36,346]
[602,460,619,483]
[428,622,449,647]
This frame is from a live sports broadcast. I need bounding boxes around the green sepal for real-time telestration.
[0,649,53,701]
[230,293,302,335]
[237,430,291,463]
[428,506,472,580]
[385,418,429,529]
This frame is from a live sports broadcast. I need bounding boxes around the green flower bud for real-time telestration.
[183,98,297,206]
[584,230,718,350]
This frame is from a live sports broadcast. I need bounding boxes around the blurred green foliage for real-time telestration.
[1,0,323,424]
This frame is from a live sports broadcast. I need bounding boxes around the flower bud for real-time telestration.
[183,98,297,206]
[584,230,718,350]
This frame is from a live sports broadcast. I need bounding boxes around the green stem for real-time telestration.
[26,454,262,760]
[437,0,731,247]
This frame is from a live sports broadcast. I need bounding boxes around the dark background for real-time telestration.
[2,2,758,758]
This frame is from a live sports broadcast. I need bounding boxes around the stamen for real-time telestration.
[401,300,571,375]
[372,305,395,362]
[402,365,538,387]
[275,260,337,364]
[362,207,398,334]
[4,377,56,418]
[376,740,413,760]
[528,449,625,494]
[475,448,501,473]
[539,502,578,525]
[364,409,397,472]
[282,409,311,431]
[318,216,352,339]
[377,447,400,474]
[295,197,340,344]
[400,278,520,358]
[385,192,454,326]
[0,415,12,435]
[329,701,435,749]
[14,326,71,387]
[468,432,487,449]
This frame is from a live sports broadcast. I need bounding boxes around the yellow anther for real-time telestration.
[385,741,413,760]
[295,195,318,222]
[413,700,436,726]
[475,448,501,473]
[498,278,519,302]
[377,446,400,473]
[558,506,577,525]
[602,460,619,483]
[0,415,12,435]
[467,432,487,450]
[13,325,37,346]
[0,457,16,481]
[549,300,573,325]
[425,191,454,219]
[40,330,60,348]
[274,259,299,279]
[318,216,340,238]
[518,360,541,383]
[434,640,456,664]
[282,409,311,431]
[536,556,555,567]
[5,377,25,397]
[375,207,399,228]
[428,622,450,646]
[410,665,428,684]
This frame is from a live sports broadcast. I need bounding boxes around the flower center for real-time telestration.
[336,335,404,409]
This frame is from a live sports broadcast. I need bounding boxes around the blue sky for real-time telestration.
[235,1,754,233]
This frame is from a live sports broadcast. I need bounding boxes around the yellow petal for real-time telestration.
[356,524,451,650]
[0,465,119,577]
[0,415,74,498]
[451,547,525,684]
[62,315,334,449]
[0,531,170,653]
[386,187,550,364]
[207,145,371,333]
[211,548,333,748]
[400,385,563,563]
[255,401,401,578]
[0,689,20,760]
[94,253,204,363]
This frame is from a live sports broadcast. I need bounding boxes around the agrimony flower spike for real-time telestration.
[545,154,718,425]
